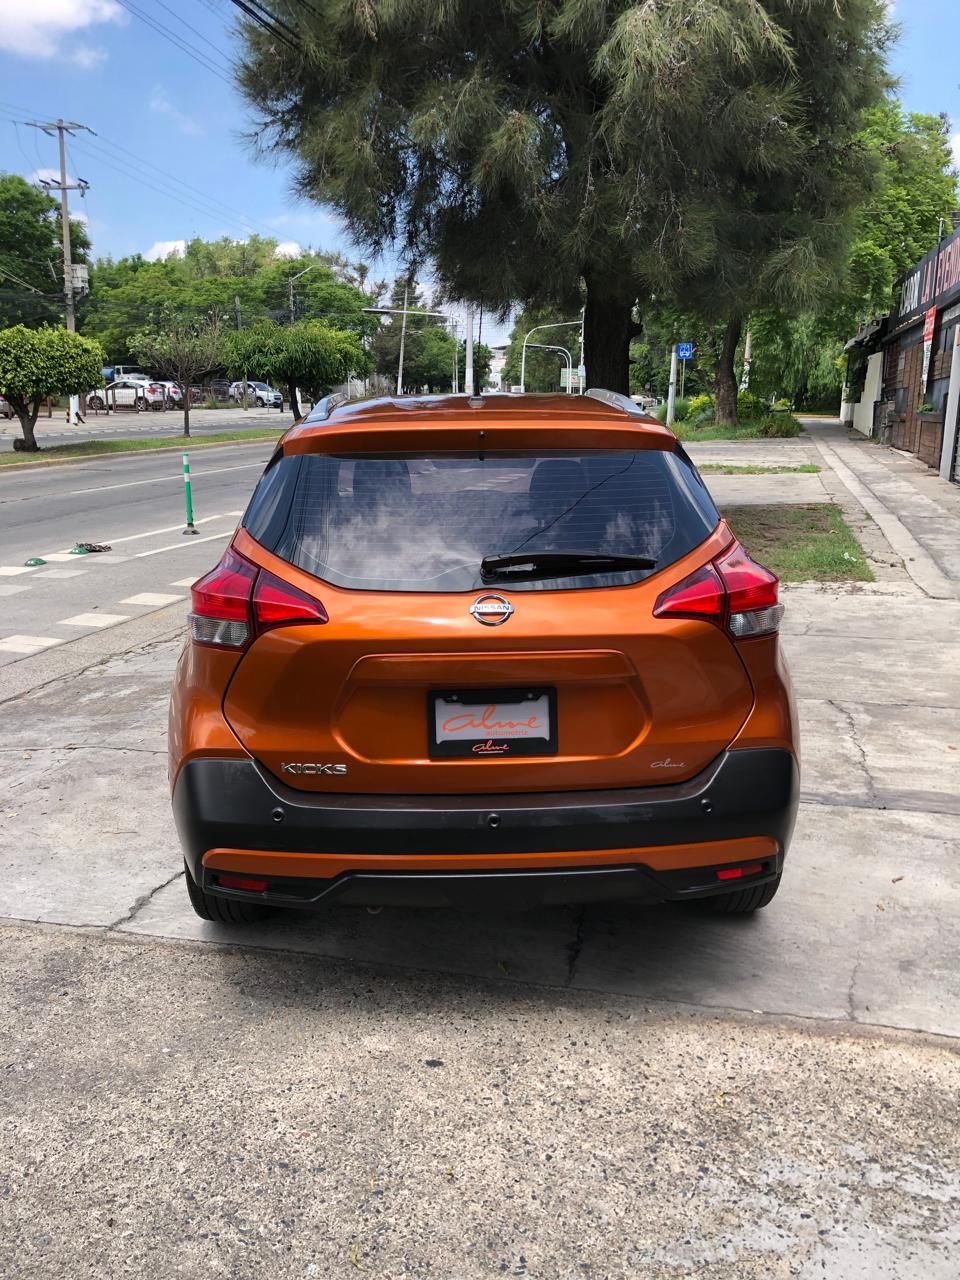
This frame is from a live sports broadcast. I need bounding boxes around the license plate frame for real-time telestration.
[428,687,558,759]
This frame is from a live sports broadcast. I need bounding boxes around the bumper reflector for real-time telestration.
[216,873,268,892]
[716,863,764,881]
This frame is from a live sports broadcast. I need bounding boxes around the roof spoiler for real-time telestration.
[309,392,349,421]
[584,388,648,418]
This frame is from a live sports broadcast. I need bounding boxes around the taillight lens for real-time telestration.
[189,548,327,650]
[190,548,256,648]
[253,569,328,633]
[654,539,782,639]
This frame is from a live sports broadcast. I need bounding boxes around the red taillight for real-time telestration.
[216,874,268,892]
[716,863,764,881]
[653,563,724,622]
[253,569,328,633]
[654,538,782,638]
[190,548,256,648]
[189,547,327,649]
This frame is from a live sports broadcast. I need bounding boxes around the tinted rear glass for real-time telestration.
[243,450,718,592]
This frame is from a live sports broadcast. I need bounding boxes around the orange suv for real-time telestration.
[170,391,798,924]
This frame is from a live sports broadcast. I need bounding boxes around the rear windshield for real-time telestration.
[243,450,718,592]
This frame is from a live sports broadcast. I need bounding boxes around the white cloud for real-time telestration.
[71,44,106,68]
[144,239,186,262]
[0,0,125,59]
[149,86,204,137]
[273,241,302,258]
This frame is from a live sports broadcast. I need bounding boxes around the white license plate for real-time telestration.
[429,689,556,758]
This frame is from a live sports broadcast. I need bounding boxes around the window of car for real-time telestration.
[243,448,719,593]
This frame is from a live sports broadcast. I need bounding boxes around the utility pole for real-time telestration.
[27,118,92,426]
[666,343,679,426]
[464,308,475,395]
[739,328,753,392]
[396,284,409,396]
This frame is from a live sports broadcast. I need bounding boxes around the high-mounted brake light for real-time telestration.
[189,548,327,650]
[654,538,783,639]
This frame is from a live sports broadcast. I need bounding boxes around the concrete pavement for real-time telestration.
[1,425,959,1276]
[0,404,288,450]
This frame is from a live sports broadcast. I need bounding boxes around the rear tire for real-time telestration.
[184,864,268,924]
[697,873,782,915]
[88,394,104,409]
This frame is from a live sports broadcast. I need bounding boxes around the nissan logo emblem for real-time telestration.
[470,593,514,626]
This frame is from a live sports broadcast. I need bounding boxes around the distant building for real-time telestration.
[843,222,960,483]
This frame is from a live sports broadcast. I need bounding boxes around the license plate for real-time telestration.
[428,688,557,759]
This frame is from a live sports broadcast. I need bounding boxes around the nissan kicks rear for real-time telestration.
[170,391,799,924]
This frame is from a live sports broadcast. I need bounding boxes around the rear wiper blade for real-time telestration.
[480,551,657,580]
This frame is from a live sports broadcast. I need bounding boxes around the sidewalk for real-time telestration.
[800,419,960,599]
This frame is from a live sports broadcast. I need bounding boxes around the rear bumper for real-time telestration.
[173,748,798,908]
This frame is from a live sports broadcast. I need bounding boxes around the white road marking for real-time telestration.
[32,569,88,579]
[0,566,36,576]
[66,510,241,550]
[121,592,185,606]
[136,531,233,557]
[171,576,197,587]
[35,552,93,562]
[59,612,131,629]
[0,584,30,596]
[64,462,265,498]
[0,635,62,653]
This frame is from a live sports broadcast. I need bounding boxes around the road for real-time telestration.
[0,440,274,665]
[1,426,958,1277]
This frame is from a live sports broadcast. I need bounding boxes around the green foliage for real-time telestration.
[225,321,368,406]
[81,239,378,363]
[131,313,225,436]
[236,0,893,392]
[757,413,803,438]
[502,306,581,392]
[686,393,715,417]
[0,324,104,449]
[0,175,90,329]
[736,390,768,420]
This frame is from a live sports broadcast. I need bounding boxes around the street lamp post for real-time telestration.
[287,265,316,325]
[524,342,574,392]
[520,320,584,392]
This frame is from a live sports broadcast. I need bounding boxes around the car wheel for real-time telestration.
[88,395,104,409]
[184,863,268,924]
[697,872,782,915]
[135,396,147,410]
[256,397,265,407]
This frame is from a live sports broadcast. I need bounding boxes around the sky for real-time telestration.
[0,0,958,353]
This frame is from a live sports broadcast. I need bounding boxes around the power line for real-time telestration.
[228,0,300,51]
[243,0,301,43]
[151,0,239,66]
[112,0,236,84]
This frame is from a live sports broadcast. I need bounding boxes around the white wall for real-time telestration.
[851,352,883,436]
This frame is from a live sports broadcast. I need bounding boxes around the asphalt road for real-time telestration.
[0,440,274,665]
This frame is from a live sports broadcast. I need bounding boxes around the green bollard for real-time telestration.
[182,451,198,534]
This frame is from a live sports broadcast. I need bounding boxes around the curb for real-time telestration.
[0,433,284,473]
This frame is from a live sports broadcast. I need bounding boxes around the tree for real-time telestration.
[502,307,581,393]
[131,313,225,437]
[226,321,368,418]
[0,174,90,329]
[236,0,891,395]
[0,325,103,450]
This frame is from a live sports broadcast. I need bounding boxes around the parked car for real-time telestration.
[155,381,183,405]
[230,380,283,408]
[0,394,12,419]
[207,380,232,401]
[87,379,166,410]
[170,389,799,925]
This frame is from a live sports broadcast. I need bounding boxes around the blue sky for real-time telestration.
[0,0,958,351]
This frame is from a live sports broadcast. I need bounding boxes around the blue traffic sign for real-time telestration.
[677,342,694,360]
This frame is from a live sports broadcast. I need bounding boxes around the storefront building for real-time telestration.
[845,223,960,483]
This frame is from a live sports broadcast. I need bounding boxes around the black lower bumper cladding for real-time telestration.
[173,748,798,908]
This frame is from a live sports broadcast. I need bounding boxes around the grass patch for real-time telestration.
[698,463,820,475]
[673,419,805,441]
[0,428,284,466]
[721,503,874,583]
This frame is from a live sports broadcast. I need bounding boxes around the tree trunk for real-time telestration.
[583,279,635,395]
[715,314,743,425]
[287,381,301,420]
[182,386,191,438]
[12,400,39,452]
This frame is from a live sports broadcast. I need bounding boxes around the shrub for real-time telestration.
[737,390,768,420]
[686,392,715,417]
[684,407,716,430]
[758,413,803,438]
[774,397,793,410]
